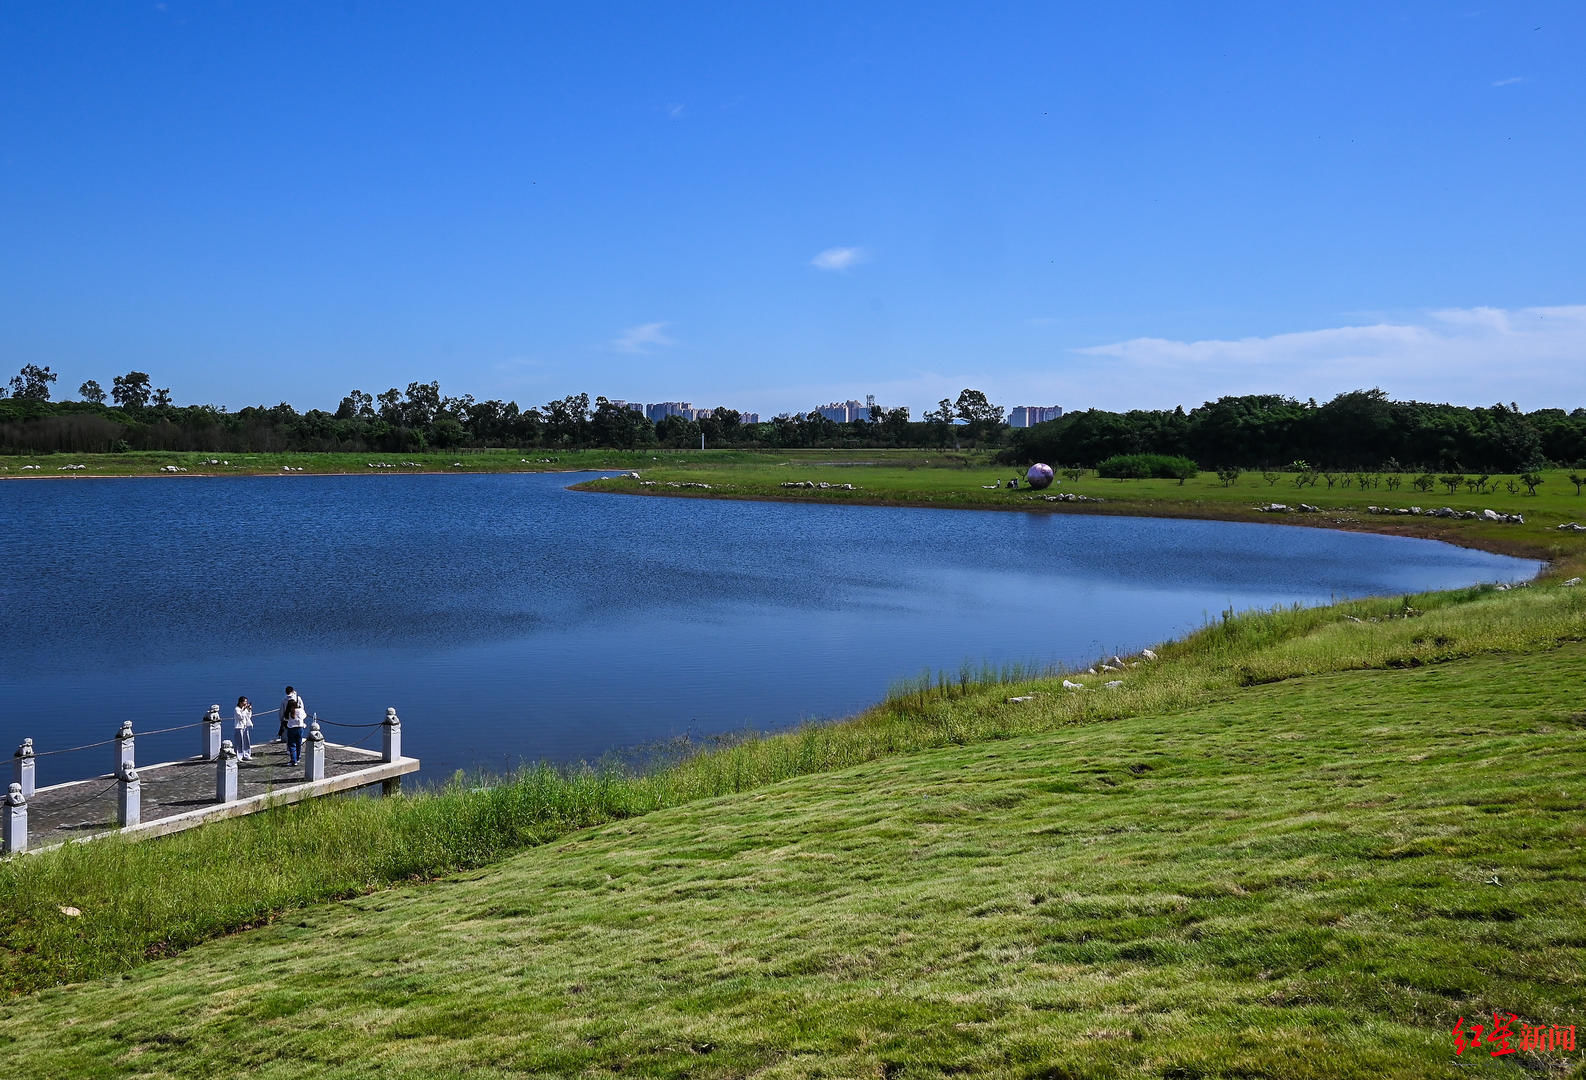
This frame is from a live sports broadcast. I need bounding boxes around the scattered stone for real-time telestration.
[1041,492,1103,503]
[1005,695,1038,704]
[1140,648,1158,661]
[1062,680,1087,691]
[1558,522,1586,533]
[1564,577,1583,587]
[1103,680,1124,689]
[58,906,81,917]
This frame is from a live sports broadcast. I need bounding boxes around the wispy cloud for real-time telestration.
[1057,305,1586,410]
[1491,76,1526,87]
[810,246,867,272]
[612,322,676,354]
[665,103,685,120]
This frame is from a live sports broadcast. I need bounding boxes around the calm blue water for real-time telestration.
[0,473,1538,781]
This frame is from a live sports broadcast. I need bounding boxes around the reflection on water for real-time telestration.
[0,473,1538,779]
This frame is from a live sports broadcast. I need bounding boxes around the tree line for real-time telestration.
[1005,390,1586,474]
[0,369,1009,454]
[3,368,1583,471]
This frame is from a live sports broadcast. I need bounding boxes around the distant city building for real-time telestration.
[606,399,646,414]
[638,402,760,424]
[1009,405,1064,428]
[814,399,876,423]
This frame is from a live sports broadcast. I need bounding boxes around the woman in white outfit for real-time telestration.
[234,696,254,760]
[281,686,307,766]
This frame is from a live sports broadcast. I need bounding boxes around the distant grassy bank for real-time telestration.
[0,446,973,478]
[581,460,1586,569]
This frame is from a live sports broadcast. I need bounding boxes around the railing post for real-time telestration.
[3,783,26,855]
[13,739,34,800]
[303,722,325,782]
[201,704,222,761]
[382,708,402,763]
[114,720,135,775]
[117,765,141,828]
[216,740,239,803]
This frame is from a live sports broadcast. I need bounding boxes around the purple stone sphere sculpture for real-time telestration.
[1026,463,1055,490]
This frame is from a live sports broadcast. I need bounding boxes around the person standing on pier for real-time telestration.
[280,686,307,765]
[234,695,254,760]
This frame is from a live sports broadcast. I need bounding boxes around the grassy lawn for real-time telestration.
[2,643,1583,1078]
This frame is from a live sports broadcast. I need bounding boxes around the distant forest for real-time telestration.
[2,365,1583,472]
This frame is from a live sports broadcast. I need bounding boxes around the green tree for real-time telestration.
[1519,471,1543,495]
[954,388,1004,443]
[111,371,152,409]
[924,398,956,447]
[10,364,59,401]
[78,379,106,405]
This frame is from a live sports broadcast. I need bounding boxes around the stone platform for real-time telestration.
[19,738,420,850]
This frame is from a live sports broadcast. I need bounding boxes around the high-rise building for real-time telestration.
[645,402,691,422]
[815,399,875,422]
[1009,405,1063,427]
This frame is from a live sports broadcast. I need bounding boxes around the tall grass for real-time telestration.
[3,577,1583,995]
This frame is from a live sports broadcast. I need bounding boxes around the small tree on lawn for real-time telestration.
[1519,471,1544,495]
[1216,466,1241,487]
[1439,474,1463,495]
[1569,472,1584,495]
[1413,473,1436,493]
[1262,471,1280,486]
[1385,474,1401,491]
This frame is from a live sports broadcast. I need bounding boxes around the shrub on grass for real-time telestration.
[1094,453,1198,483]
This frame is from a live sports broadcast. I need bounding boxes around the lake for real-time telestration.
[0,473,1539,781]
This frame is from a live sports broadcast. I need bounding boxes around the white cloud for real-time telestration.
[611,322,676,354]
[666,103,685,119]
[1491,76,1526,87]
[1053,305,1586,410]
[810,247,867,272]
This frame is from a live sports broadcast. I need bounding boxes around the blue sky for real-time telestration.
[2,2,1582,417]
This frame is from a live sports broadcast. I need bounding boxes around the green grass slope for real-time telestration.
[3,636,1583,1077]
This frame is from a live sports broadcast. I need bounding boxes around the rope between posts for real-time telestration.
[136,721,205,738]
[313,719,386,729]
[28,720,203,754]
[39,776,123,811]
[30,738,118,759]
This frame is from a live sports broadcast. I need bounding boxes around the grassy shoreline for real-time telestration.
[3,454,1584,1076]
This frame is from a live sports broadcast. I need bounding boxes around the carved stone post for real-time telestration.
[216,740,239,803]
[303,722,325,781]
[381,708,403,795]
[117,765,141,828]
[201,704,222,761]
[3,783,26,855]
[13,739,35,800]
[381,708,402,763]
[114,720,135,775]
